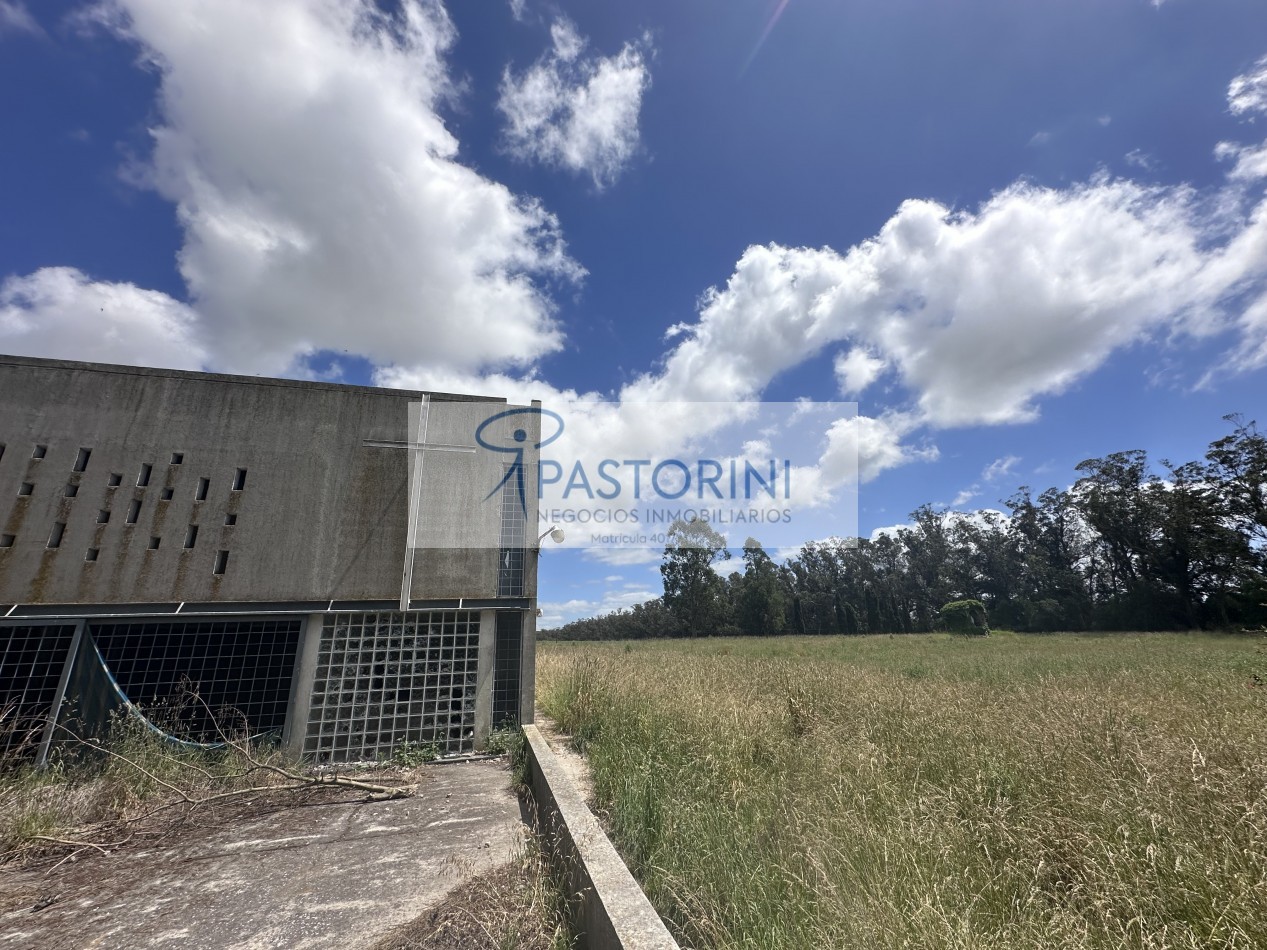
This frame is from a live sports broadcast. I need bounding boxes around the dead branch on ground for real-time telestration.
[2,694,418,865]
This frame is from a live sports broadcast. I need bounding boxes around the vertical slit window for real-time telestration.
[126,499,141,524]
[184,524,199,549]
[212,550,228,574]
[149,537,161,550]
[47,522,65,549]
[137,463,152,487]
[196,478,209,501]
[73,448,91,472]
[232,468,247,491]
[97,509,110,524]
[32,444,46,459]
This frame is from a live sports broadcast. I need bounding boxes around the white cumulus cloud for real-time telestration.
[0,267,206,369]
[816,413,936,486]
[600,53,1267,431]
[627,173,1266,427]
[834,347,886,396]
[498,18,652,189]
[6,0,583,378]
[382,115,1267,488]
[7,7,1267,510]
[180,34,1267,498]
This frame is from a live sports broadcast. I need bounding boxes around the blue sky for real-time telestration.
[2,0,1266,626]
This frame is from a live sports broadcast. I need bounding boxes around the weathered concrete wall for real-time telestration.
[523,724,680,950]
[0,355,525,604]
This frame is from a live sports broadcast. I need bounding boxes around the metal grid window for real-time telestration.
[498,465,526,597]
[0,624,76,759]
[304,611,479,761]
[492,611,522,727]
[89,619,301,742]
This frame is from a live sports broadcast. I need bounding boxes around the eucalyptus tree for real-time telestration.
[1206,415,1267,546]
[660,518,731,636]
[737,537,788,635]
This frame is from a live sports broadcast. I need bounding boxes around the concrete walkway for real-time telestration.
[0,760,522,950]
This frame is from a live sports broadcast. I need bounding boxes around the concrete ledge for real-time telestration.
[522,724,680,950]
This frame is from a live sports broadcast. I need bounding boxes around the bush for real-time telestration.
[939,599,989,635]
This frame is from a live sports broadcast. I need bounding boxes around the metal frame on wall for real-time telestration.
[2,603,533,766]
[1,614,304,765]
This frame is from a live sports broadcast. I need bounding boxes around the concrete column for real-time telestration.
[474,608,496,750]
[283,612,325,760]
[519,608,537,725]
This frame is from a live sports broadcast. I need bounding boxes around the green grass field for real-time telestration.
[537,633,1267,950]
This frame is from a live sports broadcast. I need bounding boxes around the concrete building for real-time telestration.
[0,355,539,764]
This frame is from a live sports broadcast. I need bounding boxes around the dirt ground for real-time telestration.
[367,857,569,950]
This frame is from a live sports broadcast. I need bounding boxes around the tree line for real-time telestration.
[542,416,1267,640]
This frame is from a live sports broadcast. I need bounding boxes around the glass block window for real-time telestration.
[304,610,480,762]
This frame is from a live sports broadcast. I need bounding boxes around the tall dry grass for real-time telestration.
[538,633,1267,950]
[1,715,311,862]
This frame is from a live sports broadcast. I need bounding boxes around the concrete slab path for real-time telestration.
[0,760,522,950]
